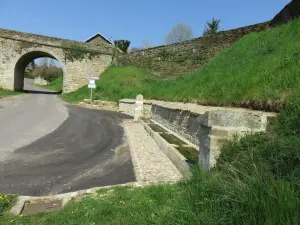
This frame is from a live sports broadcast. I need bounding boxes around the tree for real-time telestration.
[165,23,194,44]
[38,57,58,68]
[114,40,131,53]
[27,60,36,70]
[203,18,221,36]
[39,57,50,68]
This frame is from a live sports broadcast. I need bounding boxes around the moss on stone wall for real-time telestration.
[62,43,101,61]
[19,41,35,50]
[0,28,114,58]
[117,0,300,77]
[16,41,36,53]
[117,22,271,77]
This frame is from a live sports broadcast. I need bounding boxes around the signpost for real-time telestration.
[85,76,99,104]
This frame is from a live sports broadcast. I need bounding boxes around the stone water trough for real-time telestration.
[119,98,276,171]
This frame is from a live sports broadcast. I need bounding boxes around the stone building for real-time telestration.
[85,33,113,47]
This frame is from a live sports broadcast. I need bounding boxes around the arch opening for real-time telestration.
[14,51,64,93]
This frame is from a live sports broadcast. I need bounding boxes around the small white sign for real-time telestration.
[85,76,100,80]
[88,84,96,89]
[89,80,95,85]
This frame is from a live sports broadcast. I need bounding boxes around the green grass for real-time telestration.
[0,88,20,99]
[61,67,153,103]
[0,194,16,217]
[38,76,63,92]
[1,185,179,225]
[62,19,300,111]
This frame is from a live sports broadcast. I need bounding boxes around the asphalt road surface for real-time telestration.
[0,79,68,157]
[0,79,135,196]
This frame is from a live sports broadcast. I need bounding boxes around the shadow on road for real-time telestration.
[21,90,62,95]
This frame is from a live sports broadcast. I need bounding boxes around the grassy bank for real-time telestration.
[0,88,20,99]
[38,76,63,92]
[63,19,300,111]
[61,67,153,103]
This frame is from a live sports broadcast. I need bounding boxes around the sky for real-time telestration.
[0,0,291,48]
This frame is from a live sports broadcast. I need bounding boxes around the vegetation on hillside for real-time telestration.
[203,17,221,36]
[114,40,131,53]
[39,76,63,92]
[31,66,63,83]
[61,67,152,103]
[26,64,63,91]
[62,19,300,112]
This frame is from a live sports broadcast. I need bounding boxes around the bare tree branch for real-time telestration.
[165,23,194,44]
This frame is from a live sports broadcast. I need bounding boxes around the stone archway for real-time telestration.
[14,50,65,91]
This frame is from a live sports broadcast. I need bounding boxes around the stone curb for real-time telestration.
[9,180,180,216]
[77,102,119,112]
[10,182,138,216]
[122,121,144,183]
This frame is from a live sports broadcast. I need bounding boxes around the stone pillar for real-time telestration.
[134,94,143,121]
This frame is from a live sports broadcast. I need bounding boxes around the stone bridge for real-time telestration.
[0,28,114,93]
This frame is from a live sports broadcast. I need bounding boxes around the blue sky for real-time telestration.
[0,0,290,48]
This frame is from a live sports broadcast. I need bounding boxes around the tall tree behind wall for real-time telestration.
[165,23,194,44]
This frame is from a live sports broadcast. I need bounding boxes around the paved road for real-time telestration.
[0,79,68,157]
[0,80,135,196]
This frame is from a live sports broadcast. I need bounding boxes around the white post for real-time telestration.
[134,94,144,121]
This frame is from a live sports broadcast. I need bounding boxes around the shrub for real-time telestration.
[24,69,34,79]
[114,40,131,53]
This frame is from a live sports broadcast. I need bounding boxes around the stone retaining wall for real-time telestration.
[117,22,270,77]
[116,0,299,77]
[119,99,276,169]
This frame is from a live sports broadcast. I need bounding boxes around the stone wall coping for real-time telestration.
[119,99,277,116]
[0,29,114,55]
[119,99,152,104]
[126,22,270,53]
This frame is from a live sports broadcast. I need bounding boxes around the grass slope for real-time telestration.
[63,19,300,111]
[61,67,153,103]
[38,76,63,92]
[0,88,20,99]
